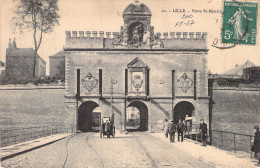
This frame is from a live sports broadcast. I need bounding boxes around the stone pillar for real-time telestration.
[93,31,98,38]
[79,31,84,38]
[72,31,77,38]
[99,31,104,38]
[189,32,194,39]
[183,32,188,39]
[66,31,71,38]
[176,32,181,39]
[202,32,208,39]
[86,31,91,38]
[196,32,202,39]
[163,32,168,39]
[112,32,118,38]
[170,32,175,39]
[157,32,161,39]
[106,32,111,38]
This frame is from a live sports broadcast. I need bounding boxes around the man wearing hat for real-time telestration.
[168,120,176,143]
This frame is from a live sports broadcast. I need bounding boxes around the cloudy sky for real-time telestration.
[0,0,259,75]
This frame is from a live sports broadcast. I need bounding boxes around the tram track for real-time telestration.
[61,133,106,168]
[61,133,77,168]
[85,133,106,168]
[133,133,158,168]
[143,133,214,168]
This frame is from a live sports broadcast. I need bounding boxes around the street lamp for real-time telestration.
[110,78,117,115]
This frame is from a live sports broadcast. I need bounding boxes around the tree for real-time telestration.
[12,0,59,77]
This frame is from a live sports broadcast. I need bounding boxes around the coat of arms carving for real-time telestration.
[81,72,98,95]
[177,73,193,93]
[132,75,143,91]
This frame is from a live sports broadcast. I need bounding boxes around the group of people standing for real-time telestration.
[163,118,208,146]
[163,119,260,166]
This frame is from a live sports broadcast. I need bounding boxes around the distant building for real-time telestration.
[49,50,65,78]
[220,60,255,78]
[213,60,258,87]
[5,38,46,80]
[243,66,260,83]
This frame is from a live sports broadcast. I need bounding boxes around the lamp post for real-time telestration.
[110,78,117,115]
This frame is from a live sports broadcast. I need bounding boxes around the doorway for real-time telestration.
[78,101,100,132]
[173,101,195,124]
[127,101,148,131]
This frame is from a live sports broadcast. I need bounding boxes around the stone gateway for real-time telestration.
[64,1,209,133]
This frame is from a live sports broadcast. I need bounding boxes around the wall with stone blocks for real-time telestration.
[64,50,209,131]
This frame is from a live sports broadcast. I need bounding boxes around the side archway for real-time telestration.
[173,101,195,124]
[127,101,148,131]
[78,101,100,132]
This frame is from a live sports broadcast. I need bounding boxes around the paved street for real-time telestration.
[1,132,213,168]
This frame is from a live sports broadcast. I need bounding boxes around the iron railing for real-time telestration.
[184,125,255,158]
[210,130,254,157]
[150,123,255,157]
[0,125,74,147]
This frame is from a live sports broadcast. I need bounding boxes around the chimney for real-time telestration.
[13,38,17,50]
[8,38,12,49]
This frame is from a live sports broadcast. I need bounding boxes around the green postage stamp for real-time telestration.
[222,1,258,45]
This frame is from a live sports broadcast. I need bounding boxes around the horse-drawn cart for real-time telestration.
[100,114,115,138]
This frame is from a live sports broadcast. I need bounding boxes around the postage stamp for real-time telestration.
[222,1,258,45]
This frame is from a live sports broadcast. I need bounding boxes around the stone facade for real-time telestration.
[64,1,209,132]
[49,50,65,78]
[5,39,46,80]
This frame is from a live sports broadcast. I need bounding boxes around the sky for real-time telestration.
[0,0,259,75]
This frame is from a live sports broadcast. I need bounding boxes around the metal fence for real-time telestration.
[0,125,74,147]
[210,130,254,157]
[184,125,255,158]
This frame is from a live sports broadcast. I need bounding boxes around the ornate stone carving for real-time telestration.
[132,74,143,91]
[81,72,98,95]
[177,73,193,93]
[123,2,151,15]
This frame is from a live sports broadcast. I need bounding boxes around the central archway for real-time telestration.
[78,101,100,132]
[173,101,195,124]
[127,101,148,131]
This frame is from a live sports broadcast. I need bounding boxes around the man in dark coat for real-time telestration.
[199,119,207,146]
[168,120,176,143]
[254,126,260,166]
[105,120,110,138]
[176,119,185,142]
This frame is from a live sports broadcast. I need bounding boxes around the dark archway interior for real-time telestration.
[173,101,195,124]
[128,22,144,44]
[78,101,99,132]
[127,101,148,131]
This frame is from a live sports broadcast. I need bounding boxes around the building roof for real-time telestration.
[8,48,36,57]
[49,50,65,58]
[7,48,46,64]
[221,60,256,75]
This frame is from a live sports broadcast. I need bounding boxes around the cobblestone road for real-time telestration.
[1,132,213,168]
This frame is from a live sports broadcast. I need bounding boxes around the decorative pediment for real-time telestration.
[127,57,148,68]
[123,2,151,16]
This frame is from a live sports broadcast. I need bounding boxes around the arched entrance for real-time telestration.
[78,101,100,132]
[127,101,148,131]
[173,101,195,124]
